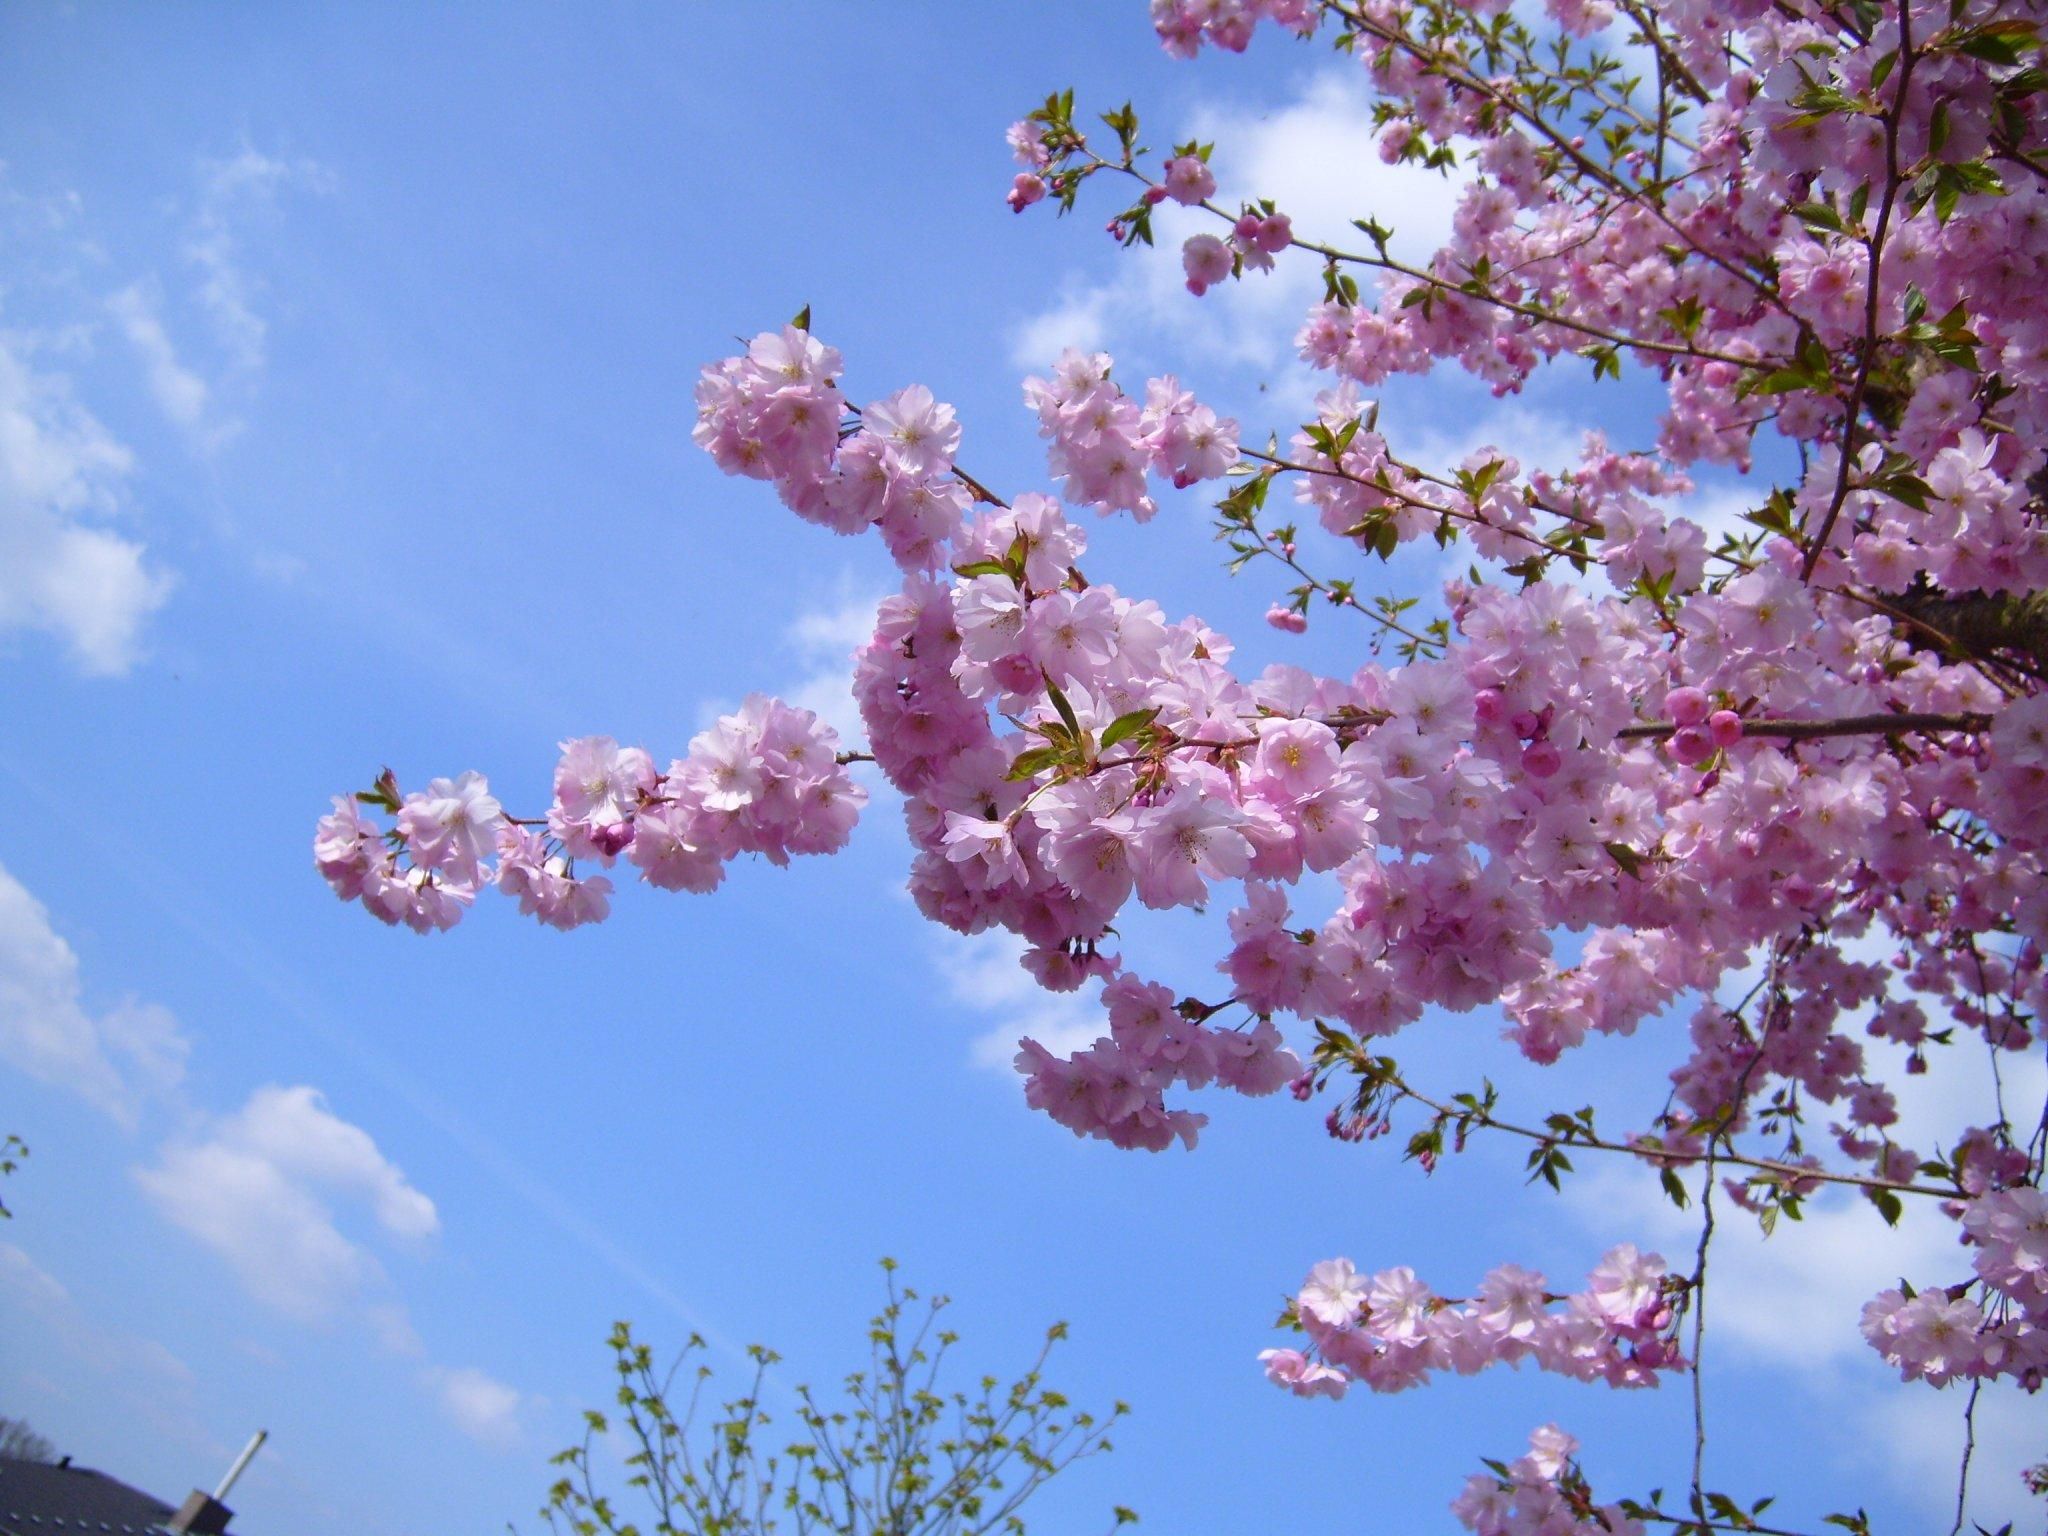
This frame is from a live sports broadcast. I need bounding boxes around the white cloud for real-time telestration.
[1406,400,1589,481]
[134,1084,439,1323]
[185,148,330,375]
[1859,1375,2042,1532]
[0,859,189,1124]
[1010,284,1115,373]
[0,335,170,674]
[423,1364,525,1448]
[367,1301,427,1358]
[1572,1161,1959,1370]
[229,1083,440,1239]
[943,930,1104,1070]
[108,283,237,451]
[1007,71,1469,378]
[1,856,528,1468]
[699,580,886,742]
[1561,946,2047,1371]
[784,586,887,745]
[94,148,327,452]
[1674,477,1767,554]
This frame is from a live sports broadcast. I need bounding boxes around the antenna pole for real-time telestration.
[213,1430,268,1503]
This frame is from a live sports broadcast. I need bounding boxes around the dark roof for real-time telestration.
[0,1456,176,1536]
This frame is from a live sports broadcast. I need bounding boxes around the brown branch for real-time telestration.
[1615,711,1991,743]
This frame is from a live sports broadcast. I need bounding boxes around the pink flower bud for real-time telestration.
[1669,725,1713,766]
[1473,688,1506,726]
[1255,213,1294,253]
[1006,173,1046,213]
[1521,740,1563,778]
[1665,686,1709,727]
[1708,710,1744,747]
[1510,710,1543,740]
[1266,604,1308,634]
[1143,185,1168,205]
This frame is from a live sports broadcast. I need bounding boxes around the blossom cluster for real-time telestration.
[1260,1246,1683,1399]
[693,325,970,572]
[1861,1185,2048,1389]
[1017,975,1298,1152]
[1450,1425,1645,1536]
[316,697,864,933]
[1022,349,1240,519]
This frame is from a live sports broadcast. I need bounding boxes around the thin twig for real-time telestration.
[1949,1377,1984,1536]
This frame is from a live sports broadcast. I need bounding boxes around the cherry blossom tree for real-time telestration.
[321,0,2048,1528]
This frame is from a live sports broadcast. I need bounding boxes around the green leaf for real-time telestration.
[1046,679,1085,745]
[1005,746,1067,781]
[1099,707,1160,751]
[1950,18,2037,65]
[355,768,402,813]
[1604,842,1645,879]
[951,559,1011,580]
[790,303,812,333]
[1788,200,1845,234]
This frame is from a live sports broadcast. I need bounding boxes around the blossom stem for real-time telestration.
[1799,0,1914,582]
[1384,1070,1960,1200]
[1632,1514,1825,1536]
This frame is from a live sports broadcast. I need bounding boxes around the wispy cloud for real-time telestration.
[109,282,236,450]
[131,1078,532,1449]
[185,147,332,376]
[0,335,171,674]
[1407,401,1591,482]
[103,148,330,451]
[0,859,189,1125]
[134,1083,438,1323]
[1570,1161,1958,1370]
[422,1364,527,1449]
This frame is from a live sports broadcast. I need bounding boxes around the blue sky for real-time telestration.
[1,5,2041,1533]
